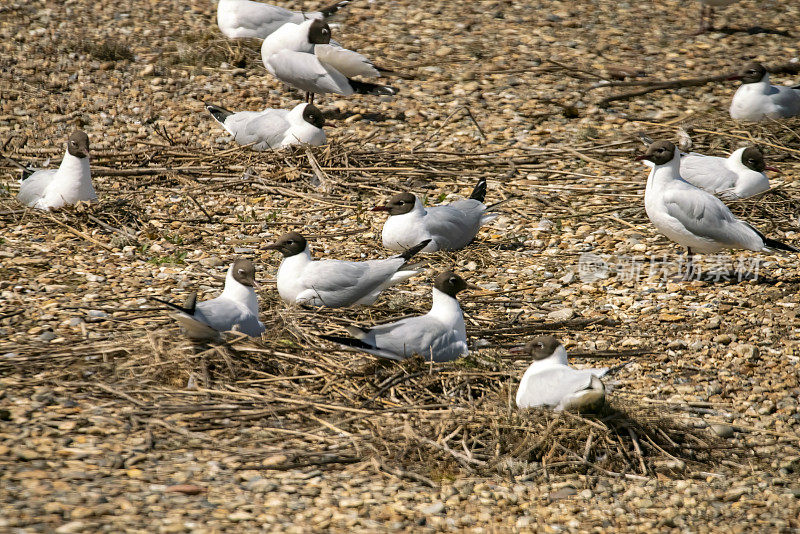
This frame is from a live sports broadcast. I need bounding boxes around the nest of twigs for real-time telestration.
[0,312,750,484]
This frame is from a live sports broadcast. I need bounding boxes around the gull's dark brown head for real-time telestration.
[433,271,471,298]
[740,147,766,172]
[511,335,562,360]
[636,140,675,166]
[265,231,308,258]
[308,19,332,45]
[372,192,416,216]
[302,104,326,129]
[740,62,767,84]
[67,130,90,159]
[231,258,257,287]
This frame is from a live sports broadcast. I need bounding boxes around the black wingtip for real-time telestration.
[469,178,488,202]
[764,236,800,253]
[318,333,374,351]
[151,296,195,315]
[182,293,197,314]
[348,79,398,96]
[205,103,233,124]
[318,0,351,17]
[399,239,432,261]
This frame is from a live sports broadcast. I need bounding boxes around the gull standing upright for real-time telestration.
[680,146,775,199]
[729,62,800,121]
[205,102,326,150]
[151,259,265,340]
[513,336,608,412]
[373,178,499,252]
[638,140,798,279]
[17,131,96,210]
[265,231,430,307]
[318,271,476,361]
[217,0,351,40]
[261,18,396,103]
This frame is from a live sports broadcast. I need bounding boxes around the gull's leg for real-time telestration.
[682,247,696,281]
[309,93,315,105]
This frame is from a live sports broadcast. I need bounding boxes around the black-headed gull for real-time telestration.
[512,336,607,412]
[696,0,737,33]
[319,271,476,361]
[265,231,430,307]
[638,140,797,279]
[17,131,96,210]
[206,102,326,150]
[680,146,775,199]
[217,0,351,40]
[152,258,265,340]
[261,18,396,103]
[729,62,800,121]
[372,178,499,252]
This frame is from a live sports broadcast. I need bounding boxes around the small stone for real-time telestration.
[547,308,574,322]
[56,522,86,534]
[548,487,577,500]
[38,331,57,342]
[710,424,734,438]
[200,256,224,268]
[713,334,732,345]
[165,484,205,495]
[435,46,453,57]
[421,501,444,515]
[667,339,687,350]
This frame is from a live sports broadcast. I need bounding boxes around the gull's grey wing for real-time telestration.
[679,154,737,193]
[424,201,487,250]
[770,85,800,117]
[238,110,292,150]
[517,367,602,409]
[367,315,466,362]
[193,297,264,337]
[267,49,353,95]
[661,187,764,250]
[297,257,406,307]
[220,1,307,39]
[314,44,379,79]
[17,169,56,207]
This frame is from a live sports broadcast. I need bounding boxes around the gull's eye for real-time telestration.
[449,277,457,283]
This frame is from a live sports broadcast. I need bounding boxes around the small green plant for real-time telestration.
[148,251,188,266]
[163,233,184,246]
[436,192,448,203]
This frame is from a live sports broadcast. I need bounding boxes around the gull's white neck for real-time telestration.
[428,287,463,322]
[221,266,259,312]
[646,152,683,192]
[726,147,759,176]
[536,345,569,368]
[39,149,93,208]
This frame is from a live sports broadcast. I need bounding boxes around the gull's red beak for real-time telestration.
[509,345,527,356]
[371,205,389,212]
[726,74,742,81]
[634,155,647,161]
[765,165,779,173]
